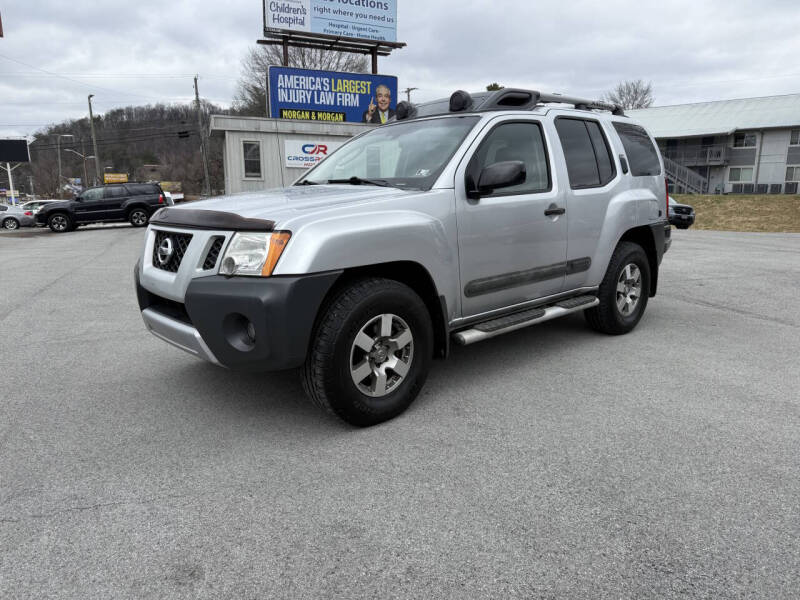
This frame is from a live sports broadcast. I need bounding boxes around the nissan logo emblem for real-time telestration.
[157,237,174,266]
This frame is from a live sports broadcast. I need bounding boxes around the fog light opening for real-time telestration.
[222,313,256,352]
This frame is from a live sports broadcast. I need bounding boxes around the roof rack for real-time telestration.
[394,88,625,121]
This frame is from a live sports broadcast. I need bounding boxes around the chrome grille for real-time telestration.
[152,230,193,272]
[203,236,225,271]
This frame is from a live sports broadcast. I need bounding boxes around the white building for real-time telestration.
[629,94,800,194]
[210,116,370,195]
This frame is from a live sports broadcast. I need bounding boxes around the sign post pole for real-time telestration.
[6,162,15,205]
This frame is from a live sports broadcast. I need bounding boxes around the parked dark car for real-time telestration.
[668,196,695,229]
[36,183,167,233]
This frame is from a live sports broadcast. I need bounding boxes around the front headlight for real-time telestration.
[219,231,291,277]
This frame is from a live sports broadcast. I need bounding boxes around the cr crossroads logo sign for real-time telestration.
[284,139,344,168]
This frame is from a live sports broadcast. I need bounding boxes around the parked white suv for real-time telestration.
[135,88,671,426]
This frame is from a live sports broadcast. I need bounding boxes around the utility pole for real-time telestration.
[194,75,211,197]
[56,134,73,198]
[87,95,102,185]
[402,87,418,103]
[29,176,35,200]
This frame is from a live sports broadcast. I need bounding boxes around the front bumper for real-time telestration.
[669,213,695,227]
[135,262,341,371]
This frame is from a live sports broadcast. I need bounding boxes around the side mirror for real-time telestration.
[468,161,526,199]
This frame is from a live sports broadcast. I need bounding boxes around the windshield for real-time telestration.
[298,116,479,190]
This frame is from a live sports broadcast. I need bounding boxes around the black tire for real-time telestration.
[129,208,149,227]
[301,277,433,427]
[585,241,651,335]
[2,218,20,230]
[48,213,72,233]
[676,224,690,230]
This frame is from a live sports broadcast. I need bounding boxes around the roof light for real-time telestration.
[449,90,473,112]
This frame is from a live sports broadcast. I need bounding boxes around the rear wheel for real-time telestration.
[129,208,148,227]
[302,278,433,427]
[48,213,71,233]
[585,241,651,335]
[2,218,19,230]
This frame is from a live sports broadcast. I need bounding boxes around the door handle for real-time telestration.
[544,205,565,216]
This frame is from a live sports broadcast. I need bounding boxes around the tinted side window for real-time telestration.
[125,184,155,195]
[467,122,550,195]
[585,121,615,184]
[613,122,661,176]
[104,186,127,199]
[556,118,600,188]
[82,188,104,201]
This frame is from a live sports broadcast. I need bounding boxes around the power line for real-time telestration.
[0,52,170,100]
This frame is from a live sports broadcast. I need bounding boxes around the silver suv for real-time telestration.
[135,88,671,426]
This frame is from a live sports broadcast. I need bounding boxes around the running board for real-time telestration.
[452,295,599,346]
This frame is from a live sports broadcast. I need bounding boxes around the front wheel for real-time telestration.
[302,278,433,427]
[2,218,19,230]
[129,208,149,227]
[585,241,651,335]
[48,213,71,233]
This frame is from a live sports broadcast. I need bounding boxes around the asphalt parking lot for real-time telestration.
[1,224,799,598]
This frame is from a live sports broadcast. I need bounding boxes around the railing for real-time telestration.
[663,156,708,194]
[661,144,728,166]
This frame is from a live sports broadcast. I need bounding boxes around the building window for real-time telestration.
[790,130,800,146]
[786,166,800,182]
[729,167,753,182]
[243,141,261,178]
[733,133,757,148]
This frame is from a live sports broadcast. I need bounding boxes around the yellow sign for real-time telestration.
[159,181,182,193]
[103,173,128,184]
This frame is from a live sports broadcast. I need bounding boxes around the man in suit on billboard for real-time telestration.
[362,85,395,124]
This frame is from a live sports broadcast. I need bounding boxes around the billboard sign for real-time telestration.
[103,173,128,184]
[264,0,397,43]
[284,139,345,168]
[0,139,30,162]
[268,66,397,124]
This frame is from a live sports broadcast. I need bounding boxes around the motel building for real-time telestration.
[629,93,800,194]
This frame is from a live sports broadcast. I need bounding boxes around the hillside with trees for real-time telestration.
[11,101,227,199]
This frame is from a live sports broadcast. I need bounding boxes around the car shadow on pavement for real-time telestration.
[161,312,610,430]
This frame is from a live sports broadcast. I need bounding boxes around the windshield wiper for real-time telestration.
[297,179,319,185]
[327,176,394,187]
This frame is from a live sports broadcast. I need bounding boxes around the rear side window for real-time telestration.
[104,186,127,198]
[555,118,616,189]
[612,122,662,176]
[125,184,156,195]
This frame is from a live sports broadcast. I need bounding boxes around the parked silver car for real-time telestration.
[1,204,35,230]
[136,87,671,425]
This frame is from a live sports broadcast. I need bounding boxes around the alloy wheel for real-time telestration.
[616,263,642,316]
[349,313,414,398]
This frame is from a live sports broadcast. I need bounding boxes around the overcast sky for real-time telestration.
[2,0,799,138]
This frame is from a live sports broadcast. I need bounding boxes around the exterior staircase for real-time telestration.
[663,156,708,194]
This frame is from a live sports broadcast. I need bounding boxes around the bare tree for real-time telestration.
[232,45,369,117]
[603,79,654,109]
